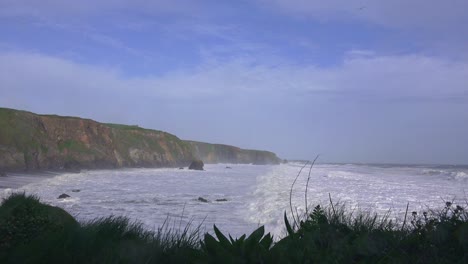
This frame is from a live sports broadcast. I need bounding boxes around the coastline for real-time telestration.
[0,171,68,190]
[0,162,278,191]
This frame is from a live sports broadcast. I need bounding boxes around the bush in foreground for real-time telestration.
[0,193,200,263]
[0,193,467,263]
[273,203,468,263]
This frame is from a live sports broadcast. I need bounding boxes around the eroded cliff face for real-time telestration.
[0,108,281,172]
[186,141,281,165]
[0,108,193,171]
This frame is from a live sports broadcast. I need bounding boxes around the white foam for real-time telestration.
[1,163,467,238]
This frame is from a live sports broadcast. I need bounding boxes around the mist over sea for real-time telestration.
[1,163,467,238]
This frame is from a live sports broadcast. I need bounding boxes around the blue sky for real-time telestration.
[1,0,468,164]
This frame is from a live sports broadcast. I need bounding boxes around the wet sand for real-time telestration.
[0,171,64,190]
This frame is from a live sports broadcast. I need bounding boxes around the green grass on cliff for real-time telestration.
[0,108,43,152]
[57,140,90,153]
[107,123,193,161]
[106,123,149,131]
[0,108,25,147]
[1,193,467,264]
[111,129,165,155]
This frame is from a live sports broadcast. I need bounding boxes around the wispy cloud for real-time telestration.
[1,51,466,104]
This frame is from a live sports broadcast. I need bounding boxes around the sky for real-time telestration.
[1,0,468,164]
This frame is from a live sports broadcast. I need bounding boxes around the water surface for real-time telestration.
[1,163,467,238]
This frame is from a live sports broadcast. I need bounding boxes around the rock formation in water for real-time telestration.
[57,193,71,199]
[0,108,281,172]
[188,159,204,170]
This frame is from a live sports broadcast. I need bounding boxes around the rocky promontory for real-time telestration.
[187,141,281,165]
[0,108,281,172]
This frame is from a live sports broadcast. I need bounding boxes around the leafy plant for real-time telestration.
[200,225,273,263]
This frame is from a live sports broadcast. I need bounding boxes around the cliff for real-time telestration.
[0,108,193,171]
[0,108,280,172]
[187,141,281,165]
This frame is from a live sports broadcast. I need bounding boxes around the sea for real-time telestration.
[1,163,467,239]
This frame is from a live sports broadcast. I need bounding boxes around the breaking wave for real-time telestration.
[1,163,467,238]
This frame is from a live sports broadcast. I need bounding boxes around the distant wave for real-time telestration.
[421,169,468,181]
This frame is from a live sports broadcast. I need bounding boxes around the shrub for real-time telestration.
[0,193,79,262]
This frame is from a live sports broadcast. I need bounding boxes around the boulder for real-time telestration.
[189,160,204,170]
[178,167,184,170]
[198,197,209,203]
[215,198,228,202]
[71,189,80,193]
[225,166,232,169]
[57,193,70,199]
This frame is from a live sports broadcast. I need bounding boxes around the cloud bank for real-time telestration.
[1,51,467,163]
[2,51,465,103]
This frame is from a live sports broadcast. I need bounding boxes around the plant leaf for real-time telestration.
[213,225,231,249]
[260,233,273,249]
[284,212,294,236]
[247,226,265,243]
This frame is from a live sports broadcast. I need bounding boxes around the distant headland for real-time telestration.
[0,107,281,172]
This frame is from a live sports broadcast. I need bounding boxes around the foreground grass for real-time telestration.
[0,193,467,263]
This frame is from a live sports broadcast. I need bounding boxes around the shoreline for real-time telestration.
[0,163,278,190]
[0,171,67,190]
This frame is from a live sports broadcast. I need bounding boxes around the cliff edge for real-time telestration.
[0,108,193,171]
[0,108,280,172]
[186,141,281,165]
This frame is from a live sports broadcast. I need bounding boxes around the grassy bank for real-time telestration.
[0,193,467,263]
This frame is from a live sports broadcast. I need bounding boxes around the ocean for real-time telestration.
[1,163,467,239]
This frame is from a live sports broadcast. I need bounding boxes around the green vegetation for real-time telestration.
[110,126,193,163]
[40,145,49,154]
[1,193,467,263]
[275,203,468,263]
[0,108,36,150]
[0,193,79,262]
[0,193,200,263]
[106,123,148,131]
[186,140,281,164]
[58,139,89,153]
[112,129,165,155]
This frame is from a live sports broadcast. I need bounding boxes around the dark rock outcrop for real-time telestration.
[0,172,6,177]
[215,198,228,202]
[71,189,80,193]
[189,160,204,170]
[57,193,70,199]
[197,197,209,203]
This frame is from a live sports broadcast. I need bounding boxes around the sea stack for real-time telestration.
[189,160,204,170]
